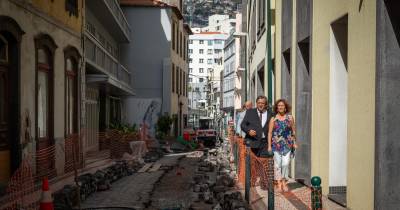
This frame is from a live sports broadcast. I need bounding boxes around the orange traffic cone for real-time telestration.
[40,177,54,210]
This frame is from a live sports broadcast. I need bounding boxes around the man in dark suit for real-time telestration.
[240,95,273,156]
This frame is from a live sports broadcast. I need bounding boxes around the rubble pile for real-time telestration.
[53,160,141,210]
[191,142,250,210]
[143,149,164,163]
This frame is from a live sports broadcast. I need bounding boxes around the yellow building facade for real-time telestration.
[271,0,400,209]
[0,0,83,187]
[32,0,83,32]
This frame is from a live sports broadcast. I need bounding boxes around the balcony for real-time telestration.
[86,0,131,42]
[85,32,134,95]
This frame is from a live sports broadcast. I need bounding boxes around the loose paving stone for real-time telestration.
[148,163,162,172]
[81,170,164,209]
[138,163,153,173]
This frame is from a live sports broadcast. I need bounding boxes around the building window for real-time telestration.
[189,49,193,54]
[183,72,187,96]
[199,40,204,44]
[35,34,57,175]
[179,32,183,57]
[199,59,204,63]
[64,47,80,136]
[208,68,213,73]
[189,40,193,44]
[258,0,266,34]
[172,22,176,51]
[189,77,192,83]
[175,23,179,51]
[199,68,204,73]
[65,0,79,17]
[199,49,204,54]
[172,63,175,93]
[208,40,213,46]
[207,49,212,55]
[189,68,192,73]
[180,70,184,95]
[215,40,223,44]
[176,66,179,94]
[184,36,187,61]
[199,78,204,83]
[189,58,192,63]
[207,59,213,64]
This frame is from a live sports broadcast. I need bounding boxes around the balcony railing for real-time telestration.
[104,0,131,39]
[85,32,131,87]
[118,64,131,85]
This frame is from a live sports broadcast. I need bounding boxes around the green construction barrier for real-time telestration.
[177,135,197,149]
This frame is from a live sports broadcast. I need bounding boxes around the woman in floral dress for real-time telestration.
[267,99,297,192]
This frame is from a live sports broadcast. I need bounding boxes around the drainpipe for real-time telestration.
[244,36,248,101]
[267,0,273,105]
[266,1,275,209]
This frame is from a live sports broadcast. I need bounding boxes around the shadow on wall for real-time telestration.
[384,0,400,47]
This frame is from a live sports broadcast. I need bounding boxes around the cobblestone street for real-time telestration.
[81,155,184,209]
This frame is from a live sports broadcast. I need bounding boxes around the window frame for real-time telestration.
[172,22,176,51]
[35,34,57,147]
[64,46,81,137]
[172,63,175,93]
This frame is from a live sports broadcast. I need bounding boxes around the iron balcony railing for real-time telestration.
[104,0,131,39]
[85,31,132,87]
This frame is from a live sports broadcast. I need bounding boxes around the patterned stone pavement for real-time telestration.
[250,180,347,210]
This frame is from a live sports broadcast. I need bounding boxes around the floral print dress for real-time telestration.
[272,114,295,155]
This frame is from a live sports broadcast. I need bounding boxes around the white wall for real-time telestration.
[188,33,227,110]
[329,28,348,187]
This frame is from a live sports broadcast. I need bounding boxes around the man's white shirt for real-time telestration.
[257,109,268,138]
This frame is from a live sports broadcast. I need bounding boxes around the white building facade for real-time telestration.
[203,14,236,34]
[188,32,227,126]
[222,13,242,127]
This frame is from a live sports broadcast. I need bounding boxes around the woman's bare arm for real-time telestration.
[268,117,275,151]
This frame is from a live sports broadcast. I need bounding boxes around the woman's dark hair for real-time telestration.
[273,99,292,114]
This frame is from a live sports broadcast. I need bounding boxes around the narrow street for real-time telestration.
[78,139,251,210]
[80,145,248,210]
[1,0,399,209]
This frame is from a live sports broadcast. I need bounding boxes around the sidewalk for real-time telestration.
[249,179,347,210]
[227,134,346,210]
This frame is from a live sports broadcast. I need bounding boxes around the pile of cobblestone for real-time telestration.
[191,141,250,210]
[53,160,142,210]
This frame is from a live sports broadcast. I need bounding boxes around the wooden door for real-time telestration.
[0,63,9,151]
[0,35,11,184]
